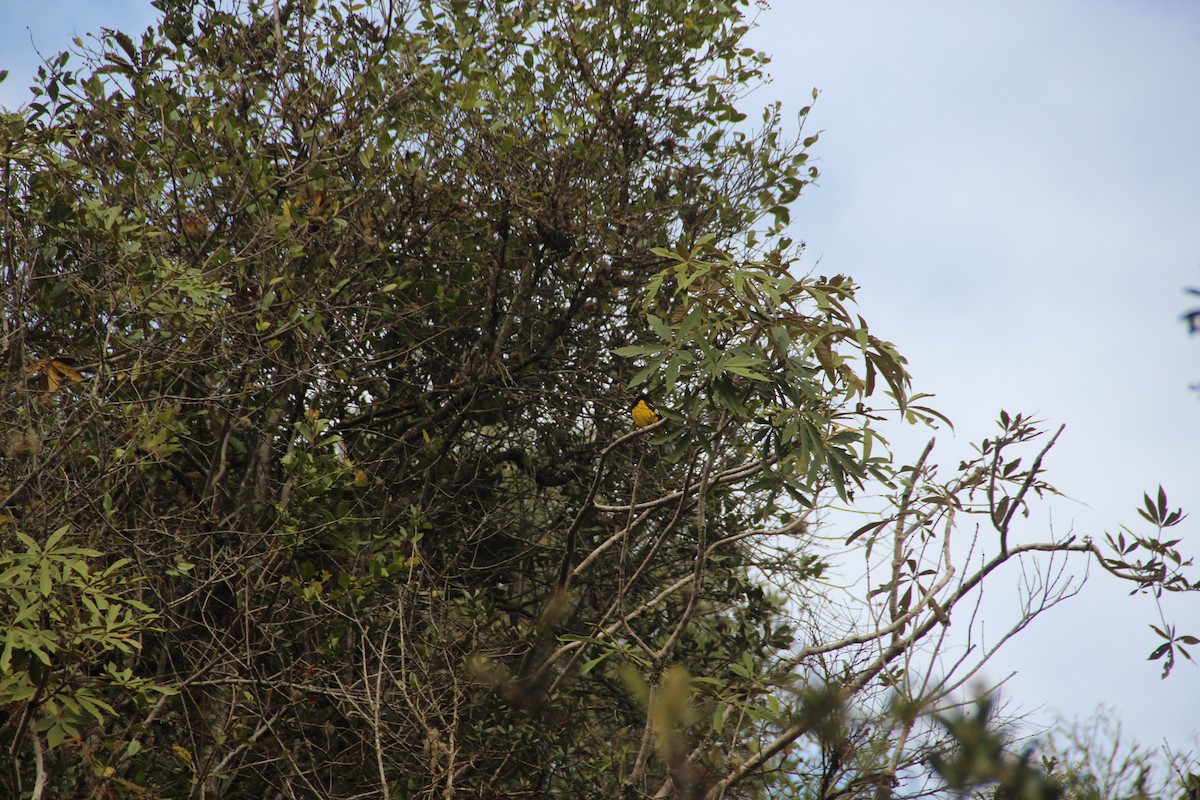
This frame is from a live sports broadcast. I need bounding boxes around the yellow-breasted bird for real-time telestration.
[630,395,662,428]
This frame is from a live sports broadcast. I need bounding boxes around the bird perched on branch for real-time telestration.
[630,395,662,428]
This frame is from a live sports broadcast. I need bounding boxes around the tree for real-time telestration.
[1186,276,1200,396]
[1036,706,1200,800]
[0,1,1195,798]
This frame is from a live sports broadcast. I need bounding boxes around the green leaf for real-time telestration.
[113,31,138,64]
[724,366,770,381]
[613,344,662,358]
[647,314,673,341]
[580,655,608,675]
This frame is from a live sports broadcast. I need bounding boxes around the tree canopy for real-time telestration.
[1,1,1196,798]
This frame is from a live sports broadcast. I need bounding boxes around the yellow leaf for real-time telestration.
[53,360,83,382]
[171,744,193,765]
[25,358,84,392]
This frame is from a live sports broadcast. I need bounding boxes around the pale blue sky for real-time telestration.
[0,2,157,110]
[748,0,1200,750]
[2,0,1196,756]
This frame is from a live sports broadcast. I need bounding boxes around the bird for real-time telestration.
[181,211,210,242]
[630,395,662,428]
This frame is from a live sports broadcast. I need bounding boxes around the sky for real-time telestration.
[745,0,1200,754]
[1,0,1197,760]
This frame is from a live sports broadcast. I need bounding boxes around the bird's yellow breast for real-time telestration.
[631,399,660,428]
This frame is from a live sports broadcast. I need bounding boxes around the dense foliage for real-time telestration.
[1,2,1195,798]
